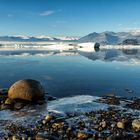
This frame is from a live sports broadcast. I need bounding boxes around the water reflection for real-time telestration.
[122,49,138,55]
[79,48,140,64]
[0,47,140,64]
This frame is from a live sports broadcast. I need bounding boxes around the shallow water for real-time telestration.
[0,48,140,98]
[0,95,107,138]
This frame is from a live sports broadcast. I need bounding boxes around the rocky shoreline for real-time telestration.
[0,89,140,140]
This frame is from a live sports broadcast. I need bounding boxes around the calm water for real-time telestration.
[0,49,140,98]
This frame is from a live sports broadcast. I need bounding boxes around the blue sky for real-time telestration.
[0,0,140,36]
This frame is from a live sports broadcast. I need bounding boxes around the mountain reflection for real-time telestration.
[0,47,140,64]
[78,48,140,64]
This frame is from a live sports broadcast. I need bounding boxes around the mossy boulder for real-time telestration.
[8,79,44,101]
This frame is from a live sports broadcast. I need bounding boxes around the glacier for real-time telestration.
[0,41,140,64]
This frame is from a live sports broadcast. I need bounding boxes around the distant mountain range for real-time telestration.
[1,31,140,45]
[79,31,140,45]
[0,35,79,42]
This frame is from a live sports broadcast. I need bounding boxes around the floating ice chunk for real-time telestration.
[48,95,107,113]
[77,42,100,52]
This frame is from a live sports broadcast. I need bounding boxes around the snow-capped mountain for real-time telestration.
[0,35,79,42]
[1,31,140,45]
[79,31,140,45]
[56,36,79,41]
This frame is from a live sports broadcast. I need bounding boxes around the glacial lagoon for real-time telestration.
[0,48,140,98]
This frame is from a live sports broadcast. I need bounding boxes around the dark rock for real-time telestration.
[14,102,25,110]
[1,104,13,110]
[100,96,120,105]
[46,95,57,101]
[122,39,139,45]
[35,132,47,140]
[0,88,8,95]
[126,99,140,110]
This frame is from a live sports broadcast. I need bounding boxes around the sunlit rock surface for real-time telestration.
[8,79,44,101]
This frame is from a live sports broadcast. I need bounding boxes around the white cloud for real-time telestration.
[40,10,55,16]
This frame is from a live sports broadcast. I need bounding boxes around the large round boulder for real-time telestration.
[8,79,44,101]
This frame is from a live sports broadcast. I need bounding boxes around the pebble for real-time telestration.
[12,135,20,140]
[14,102,24,110]
[42,115,53,125]
[1,104,13,110]
[117,121,125,129]
[77,131,88,139]
[35,133,47,140]
[45,115,53,122]
[52,122,64,129]
[4,98,14,105]
[132,119,140,130]
[100,120,106,128]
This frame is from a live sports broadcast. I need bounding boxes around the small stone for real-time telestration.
[42,119,47,125]
[111,123,116,128]
[106,135,115,140]
[21,135,28,140]
[117,121,125,129]
[132,119,140,130]
[27,137,32,140]
[0,88,8,95]
[100,121,106,128]
[67,127,72,132]
[77,132,88,139]
[14,102,24,110]
[12,135,19,140]
[37,100,45,105]
[46,95,57,101]
[98,133,103,137]
[94,124,99,129]
[35,133,46,140]
[5,98,14,105]
[1,104,13,110]
[107,135,125,140]
[44,115,53,123]
[52,122,64,129]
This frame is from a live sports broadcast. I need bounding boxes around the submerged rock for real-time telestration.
[8,79,44,101]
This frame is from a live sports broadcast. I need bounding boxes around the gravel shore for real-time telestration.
[0,89,140,140]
